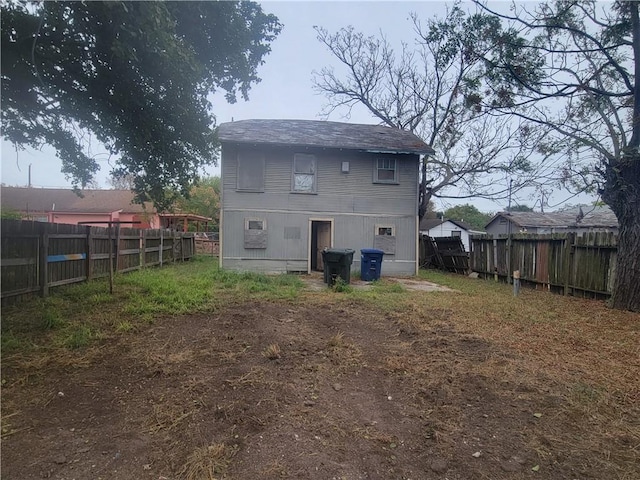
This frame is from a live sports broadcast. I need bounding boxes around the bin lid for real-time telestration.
[323,248,355,254]
[361,248,385,255]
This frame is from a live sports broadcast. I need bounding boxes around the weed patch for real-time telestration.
[179,443,238,480]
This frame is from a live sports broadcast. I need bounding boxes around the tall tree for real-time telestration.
[173,176,221,230]
[313,6,551,219]
[509,204,534,212]
[473,1,639,311]
[1,1,281,209]
[444,204,491,231]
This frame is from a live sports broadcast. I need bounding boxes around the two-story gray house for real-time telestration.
[217,119,434,276]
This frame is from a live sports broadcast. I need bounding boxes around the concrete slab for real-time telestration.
[300,274,454,292]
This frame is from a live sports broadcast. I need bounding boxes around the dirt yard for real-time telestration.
[2,274,639,480]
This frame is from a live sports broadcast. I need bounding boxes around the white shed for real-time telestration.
[419,218,485,253]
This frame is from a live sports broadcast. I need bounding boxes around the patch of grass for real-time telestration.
[1,331,28,354]
[40,307,64,330]
[331,277,353,293]
[115,320,135,333]
[335,279,410,314]
[375,281,406,293]
[2,257,306,355]
[120,262,216,316]
[59,325,95,350]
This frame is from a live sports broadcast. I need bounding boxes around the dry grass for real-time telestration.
[410,273,640,476]
[225,367,268,389]
[262,343,281,360]
[179,443,238,480]
[147,402,201,435]
[325,333,364,370]
[327,332,345,347]
[259,461,289,478]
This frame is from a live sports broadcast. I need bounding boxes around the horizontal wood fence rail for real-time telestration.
[469,232,617,299]
[1,219,195,305]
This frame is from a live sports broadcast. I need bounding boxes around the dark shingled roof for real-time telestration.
[487,206,618,229]
[1,187,152,214]
[218,119,435,155]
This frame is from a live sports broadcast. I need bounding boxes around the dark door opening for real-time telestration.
[311,221,332,271]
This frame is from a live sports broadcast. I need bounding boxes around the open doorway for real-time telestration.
[310,220,332,272]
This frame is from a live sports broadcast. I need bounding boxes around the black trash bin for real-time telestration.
[360,248,385,281]
[322,248,355,285]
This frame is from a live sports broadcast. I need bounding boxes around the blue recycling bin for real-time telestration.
[360,248,384,281]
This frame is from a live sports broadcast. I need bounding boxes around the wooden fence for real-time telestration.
[470,232,617,298]
[1,219,195,305]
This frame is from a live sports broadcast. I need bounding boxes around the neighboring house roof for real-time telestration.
[218,119,435,156]
[1,187,153,214]
[419,217,484,233]
[486,206,618,229]
[159,213,213,222]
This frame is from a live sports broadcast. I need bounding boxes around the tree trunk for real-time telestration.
[418,156,430,221]
[604,3,640,312]
[602,153,640,312]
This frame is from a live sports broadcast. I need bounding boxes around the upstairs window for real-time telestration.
[292,154,316,193]
[374,158,398,183]
[237,151,265,192]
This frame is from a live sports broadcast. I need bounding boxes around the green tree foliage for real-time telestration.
[1,208,23,220]
[314,5,552,219]
[1,1,281,209]
[474,1,639,311]
[509,204,534,212]
[174,176,221,230]
[443,204,491,231]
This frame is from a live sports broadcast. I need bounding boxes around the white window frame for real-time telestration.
[374,157,398,183]
[245,218,266,231]
[291,153,316,193]
[375,224,396,236]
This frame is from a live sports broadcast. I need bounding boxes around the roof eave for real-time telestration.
[220,139,433,156]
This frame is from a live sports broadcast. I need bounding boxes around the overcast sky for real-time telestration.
[1,1,596,213]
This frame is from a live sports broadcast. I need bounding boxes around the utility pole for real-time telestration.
[506,178,513,284]
[28,163,32,187]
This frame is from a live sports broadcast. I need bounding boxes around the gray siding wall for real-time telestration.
[221,144,419,275]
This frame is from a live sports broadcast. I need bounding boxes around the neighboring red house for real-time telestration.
[1,187,160,228]
[1,187,213,230]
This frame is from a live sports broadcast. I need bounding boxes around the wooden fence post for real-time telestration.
[562,233,574,296]
[86,227,93,281]
[108,223,114,294]
[141,230,146,269]
[159,229,164,267]
[492,238,498,282]
[40,231,49,298]
[115,223,122,273]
